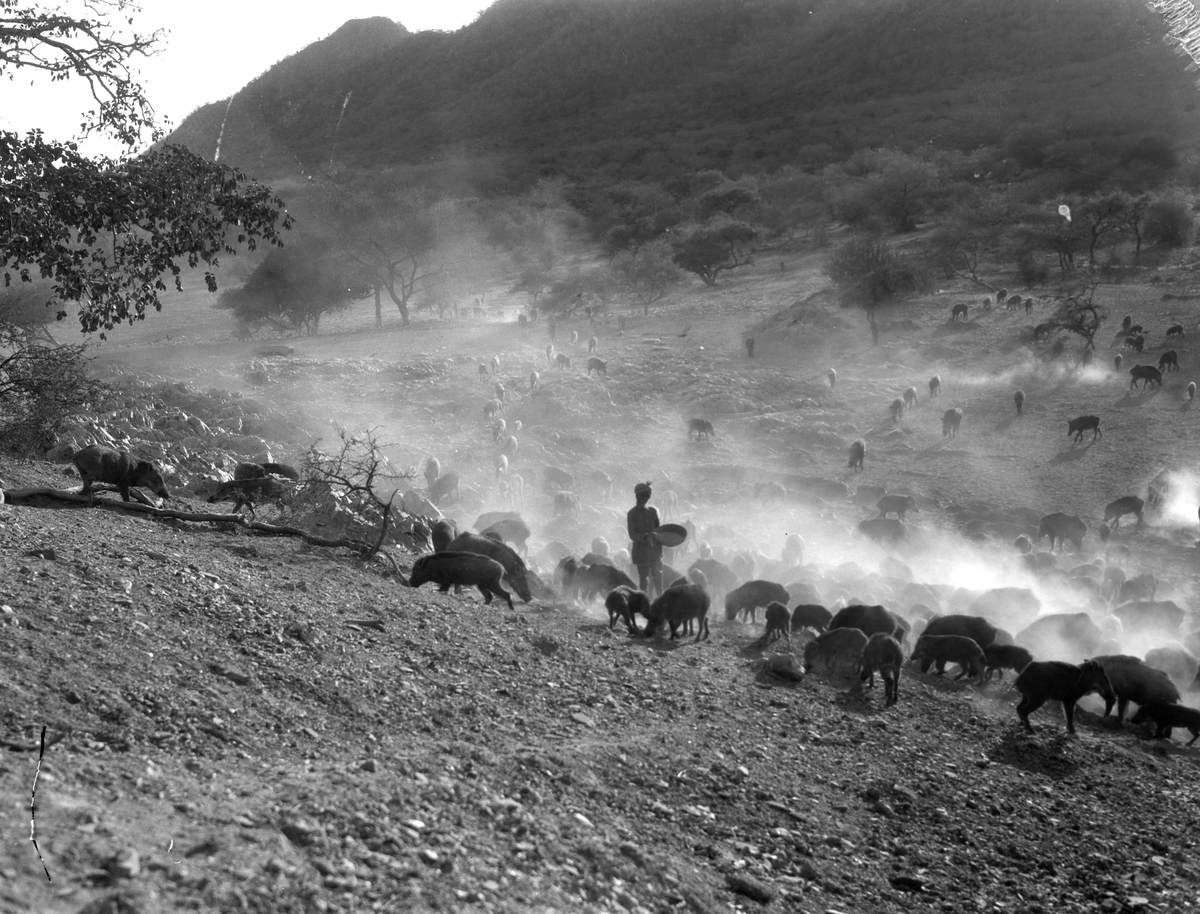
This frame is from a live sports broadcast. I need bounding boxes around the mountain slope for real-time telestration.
[167,0,1197,186]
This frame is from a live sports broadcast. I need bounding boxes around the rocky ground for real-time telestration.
[2,243,1200,914]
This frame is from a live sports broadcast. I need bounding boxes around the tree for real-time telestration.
[860,150,939,233]
[1,3,292,335]
[0,323,100,454]
[825,235,925,345]
[1076,193,1130,266]
[1051,277,1107,359]
[319,179,446,328]
[611,238,682,315]
[926,196,1016,284]
[671,219,758,286]
[1145,191,1194,248]
[216,238,365,336]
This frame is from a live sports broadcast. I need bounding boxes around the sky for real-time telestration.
[3,0,494,156]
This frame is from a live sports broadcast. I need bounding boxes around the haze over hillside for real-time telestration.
[168,0,1199,190]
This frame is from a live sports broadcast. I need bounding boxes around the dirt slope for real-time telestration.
[3,248,1200,914]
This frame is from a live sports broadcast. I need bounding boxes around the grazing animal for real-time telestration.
[951,303,968,321]
[890,398,904,422]
[1114,354,1122,371]
[687,418,715,440]
[983,644,1034,682]
[545,344,554,363]
[605,586,651,633]
[1128,324,1144,335]
[1092,655,1181,722]
[791,603,832,634]
[942,407,963,437]
[542,466,575,493]
[1130,702,1200,746]
[1014,390,1025,415]
[1033,323,1054,341]
[492,418,507,443]
[478,363,488,379]
[1014,534,1033,554]
[1159,349,1180,372]
[830,604,903,639]
[1067,414,1101,442]
[1121,314,1133,332]
[490,355,500,374]
[922,614,1000,652]
[688,558,739,600]
[860,633,903,705]
[446,532,534,603]
[996,288,1008,307]
[1024,297,1033,314]
[724,580,790,623]
[848,439,865,472]
[529,371,540,393]
[804,628,868,674]
[754,481,786,503]
[483,399,503,420]
[857,517,906,545]
[644,583,711,642]
[1189,382,1196,401]
[207,476,288,516]
[498,435,519,462]
[1014,660,1116,734]
[929,374,941,397]
[1123,335,1145,352]
[494,382,506,403]
[876,494,918,520]
[480,518,531,557]
[903,386,917,408]
[1144,645,1200,690]
[556,353,571,370]
[494,453,509,478]
[1103,495,1144,530]
[587,357,607,376]
[431,518,459,553]
[1166,324,1185,339]
[745,338,755,358]
[554,491,581,517]
[659,489,679,519]
[828,368,837,389]
[424,457,441,490]
[409,552,514,611]
[910,635,986,683]
[234,461,300,482]
[429,471,461,504]
[1036,512,1088,552]
[1016,613,1106,662]
[1129,365,1163,390]
[588,335,597,353]
[764,602,791,642]
[73,444,169,503]
[559,558,636,602]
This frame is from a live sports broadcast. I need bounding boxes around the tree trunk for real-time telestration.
[374,286,382,330]
[868,308,880,346]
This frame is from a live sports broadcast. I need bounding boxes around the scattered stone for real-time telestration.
[725,872,775,904]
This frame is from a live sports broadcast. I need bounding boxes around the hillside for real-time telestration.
[166,0,1199,187]
[3,241,1200,913]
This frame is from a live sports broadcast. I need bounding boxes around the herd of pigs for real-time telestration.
[64,304,1200,751]
[408,501,1200,747]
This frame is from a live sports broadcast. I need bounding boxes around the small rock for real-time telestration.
[890,874,925,892]
[360,759,378,773]
[110,848,140,879]
[798,860,820,880]
[725,872,775,904]
[571,712,596,728]
[417,849,439,866]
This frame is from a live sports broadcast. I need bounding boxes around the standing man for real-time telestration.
[627,482,663,598]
